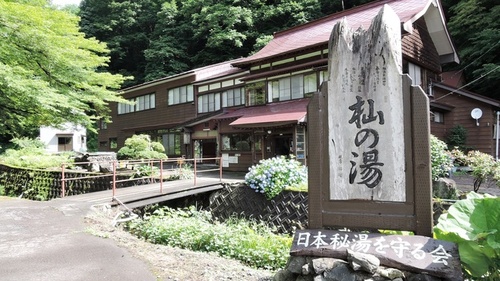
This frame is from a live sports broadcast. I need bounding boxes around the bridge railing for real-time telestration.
[60,157,222,198]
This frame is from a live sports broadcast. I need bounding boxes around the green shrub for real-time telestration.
[117,134,167,160]
[466,151,497,191]
[0,138,73,169]
[171,163,194,180]
[446,124,468,151]
[430,135,453,181]
[245,156,307,199]
[127,207,291,270]
[434,192,500,280]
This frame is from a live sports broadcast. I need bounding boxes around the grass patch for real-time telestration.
[126,206,292,270]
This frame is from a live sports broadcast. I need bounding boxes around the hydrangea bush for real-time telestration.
[245,156,307,199]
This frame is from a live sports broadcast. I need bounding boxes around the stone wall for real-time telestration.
[275,254,446,281]
[0,164,114,200]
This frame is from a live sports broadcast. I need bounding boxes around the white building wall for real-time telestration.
[40,123,87,153]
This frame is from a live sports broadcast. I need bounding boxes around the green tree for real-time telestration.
[79,0,326,83]
[142,0,189,81]
[444,0,500,98]
[0,1,128,142]
[79,0,164,86]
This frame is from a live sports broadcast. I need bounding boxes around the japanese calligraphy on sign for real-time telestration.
[328,7,406,201]
[290,230,463,281]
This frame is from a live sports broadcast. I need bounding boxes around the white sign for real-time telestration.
[328,6,406,201]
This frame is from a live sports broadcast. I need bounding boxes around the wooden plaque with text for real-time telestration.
[307,5,432,236]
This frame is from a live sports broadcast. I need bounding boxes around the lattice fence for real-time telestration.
[0,164,113,200]
[209,183,308,234]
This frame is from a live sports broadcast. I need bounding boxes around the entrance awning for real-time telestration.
[218,98,309,128]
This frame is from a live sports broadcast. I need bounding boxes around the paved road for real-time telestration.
[0,197,156,281]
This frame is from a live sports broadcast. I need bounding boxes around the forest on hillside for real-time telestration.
[76,0,499,99]
[0,0,497,145]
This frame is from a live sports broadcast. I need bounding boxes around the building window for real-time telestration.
[268,73,317,102]
[100,120,107,130]
[198,93,221,113]
[407,62,422,86]
[109,138,117,149]
[99,141,108,147]
[431,111,444,123]
[222,87,245,107]
[162,132,181,155]
[136,93,155,111]
[221,133,251,151]
[245,82,266,106]
[168,85,194,105]
[117,102,135,115]
[319,70,329,85]
[118,93,155,114]
[303,73,317,96]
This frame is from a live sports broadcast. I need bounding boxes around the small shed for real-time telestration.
[40,123,87,153]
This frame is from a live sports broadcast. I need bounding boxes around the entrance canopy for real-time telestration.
[218,99,309,128]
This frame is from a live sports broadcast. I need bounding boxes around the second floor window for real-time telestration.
[136,94,155,111]
[246,82,266,106]
[222,87,245,107]
[198,93,221,113]
[407,62,422,86]
[117,102,135,114]
[117,93,155,114]
[168,85,194,105]
[268,73,317,102]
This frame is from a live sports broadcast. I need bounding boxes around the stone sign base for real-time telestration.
[274,254,451,281]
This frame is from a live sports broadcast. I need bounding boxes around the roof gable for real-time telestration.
[234,0,458,67]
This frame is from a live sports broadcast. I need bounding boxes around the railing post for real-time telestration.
[112,160,117,198]
[149,159,153,185]
[179,159,183,179]
[193,158,197,186]
[219,157,223,182]
[160,159,163,194]
[61,163,66,198]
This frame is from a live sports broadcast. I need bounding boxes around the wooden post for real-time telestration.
[112,160,117,198]
[193,158,197,186]
[160,159,163,194]
[61,164,66,198]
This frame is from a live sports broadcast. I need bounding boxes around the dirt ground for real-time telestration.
[451,174,500,196]
[84,205,275,281]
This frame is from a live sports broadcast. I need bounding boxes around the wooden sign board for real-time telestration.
[307,5,432,235]
[328,6,405,202]
[291,230,463,281]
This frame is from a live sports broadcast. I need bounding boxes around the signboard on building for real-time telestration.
[307,5,432,235]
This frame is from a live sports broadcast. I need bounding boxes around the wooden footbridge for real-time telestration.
[57,157,244,209]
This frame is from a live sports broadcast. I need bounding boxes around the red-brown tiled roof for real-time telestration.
[234,0,435,66]
[217,99,309,128]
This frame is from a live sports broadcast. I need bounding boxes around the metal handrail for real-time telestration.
[60,157,222,198]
